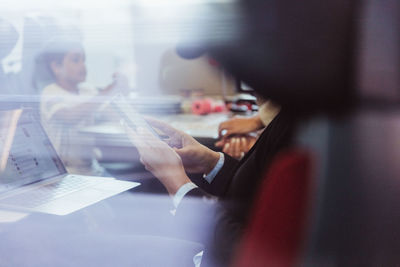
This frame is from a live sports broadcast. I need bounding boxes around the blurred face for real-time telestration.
[52,49,87,85]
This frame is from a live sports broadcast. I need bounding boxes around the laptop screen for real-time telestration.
[0,110,66,193]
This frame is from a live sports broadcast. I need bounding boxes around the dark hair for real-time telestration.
[33,39,83,90]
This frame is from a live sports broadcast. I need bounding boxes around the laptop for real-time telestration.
[0,109,140,215]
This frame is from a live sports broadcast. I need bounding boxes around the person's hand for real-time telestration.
[215,135,257,159]
[125,125,190,195]
[145,117,220,175]
[100,72,130,96]
[112,72,130,95]
[218,115,264,137]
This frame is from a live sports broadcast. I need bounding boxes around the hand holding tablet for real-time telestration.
[110,94,162,139]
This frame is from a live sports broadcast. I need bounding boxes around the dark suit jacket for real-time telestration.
[176,110,297,266]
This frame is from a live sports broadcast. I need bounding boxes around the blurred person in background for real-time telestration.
[37,39,125,176]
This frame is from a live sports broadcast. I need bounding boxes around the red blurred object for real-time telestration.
[233,149,313,267]
[213,104,224,113]
[191,98,225,115]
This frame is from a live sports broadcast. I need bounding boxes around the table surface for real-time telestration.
[80,113,231,141]
[0,189,216,266]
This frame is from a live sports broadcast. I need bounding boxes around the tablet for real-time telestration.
[110,94,162,139]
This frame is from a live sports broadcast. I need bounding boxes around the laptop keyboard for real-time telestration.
[0,176,100,209]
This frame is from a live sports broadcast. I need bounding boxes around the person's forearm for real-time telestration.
[199,153,239,196]
[203,149,222,175]
[258,101,280,127]
[249,114,265,131]
[161,173,192,196]
[203,152,225,183]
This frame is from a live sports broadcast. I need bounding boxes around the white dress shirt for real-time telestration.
[172,152,225,209]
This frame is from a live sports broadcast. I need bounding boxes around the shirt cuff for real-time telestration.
[203,152,224,184]
[172,182,198,208]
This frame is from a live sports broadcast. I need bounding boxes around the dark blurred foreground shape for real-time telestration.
[206,0,400,266]
[180,0,359,114]
[178,0,400,265]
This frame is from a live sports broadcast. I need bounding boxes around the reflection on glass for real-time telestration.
[0,109,22,171]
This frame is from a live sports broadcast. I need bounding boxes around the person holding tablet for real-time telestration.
[125,105,296,265]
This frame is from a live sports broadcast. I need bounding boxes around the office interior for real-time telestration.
[0,0,399,266]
